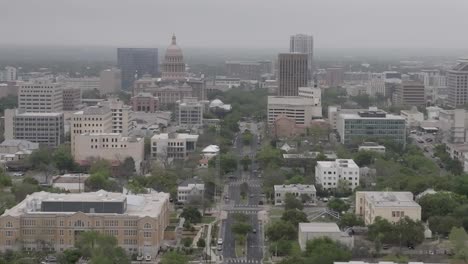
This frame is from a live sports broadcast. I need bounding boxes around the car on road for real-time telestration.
[12,172,24,177]
[417,139,424,143]
[249,194,254,198]
[145,255,151,261]
[252,229,257,233]
[425,138,433,142]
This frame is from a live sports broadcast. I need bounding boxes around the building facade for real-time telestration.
[278,53,308,96]
[0,190,170,257]
[177,179,205,203]
[151,133,199,161]
[62,77,100,91]
[117,48,159,90]
[315,159,360,191]
[100,68,122,95]
[18,80,63,112]
[225,61,272,81]
[62,87,82,111]
[298,223,353,251]
[336,108,406,146]
[396,81,426,106]
[161,35,187,81]
[177,97,204,129]
[131,93,159,113]
[447,58,468,108]
[326,67,344,87]
[4,109,64,147]
[273,184,316,206]
[98,99,133,136]
[355,191,421,225]
[73,133,144,173]
[290,34,314,77]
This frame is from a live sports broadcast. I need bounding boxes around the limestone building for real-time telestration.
[18,80,63,112]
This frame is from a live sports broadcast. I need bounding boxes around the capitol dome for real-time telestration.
[165,35,183,58]
[162,34,187,81]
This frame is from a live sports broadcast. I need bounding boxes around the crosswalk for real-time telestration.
[224,258,262,264]
[229,181,262,188]
[227,209,259,214]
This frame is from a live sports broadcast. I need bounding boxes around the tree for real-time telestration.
[266,220,297,241]
[449,227,468,263]
[161,251,188,264]
[0,169,12,187]
[418,192,466,221]
[209,153,237,174]
[180,207,202,224]
[11,181,40,202]
[75,231,130,264]
[284,193,303,211]
[304,237,352,264]
[428,216,462,237]
[117,157,136,181]
[52,145,76,172]
[232,222,252,236]
[338,213,365,229]
[28,147,52,169]
[281,209,308,227]
[327,198,350,213]
[242,130,253,145]
[256,145,282,168]
[353,151,375,167]
[368,217,425,246]
[197,238,206,248]
[58,248,81,264]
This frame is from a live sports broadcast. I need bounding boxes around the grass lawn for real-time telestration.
[268,208,284,218]
[235,239,246,257]
[202,216,216,223]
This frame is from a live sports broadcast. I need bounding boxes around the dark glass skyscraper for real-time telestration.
[117,48,159,90]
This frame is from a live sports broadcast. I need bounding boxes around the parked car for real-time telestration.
[12,172,24,177]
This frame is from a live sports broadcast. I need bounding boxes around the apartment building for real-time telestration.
[18,80,63,112]
[315,159,360,191]
[273,184,316,206]
[355,191,421,225]
[438,109,466,143]
[177,97,204,129]
[74,133,144,173]
[4,109,64,147]
[151,133,199,160]
[0,190,170,258]
[336,108,406,146]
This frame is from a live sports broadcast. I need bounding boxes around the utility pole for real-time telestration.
[215,124,221,202]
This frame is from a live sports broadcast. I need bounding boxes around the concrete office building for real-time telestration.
[438,108,466,143]
[177,97,204,129]
[4,109,64,147]
[62,87,82,111]
[151,133,199,160]
[0,190,170,258]
[298,223,353,251]
[0,83,19,99]
[100,68,122,95]
[117,48,159,90]
[327,106,367,130]
[63,77,100,91]
[315,159,360,191]
[70,105,113,154]
[337,108,406,146]
[130,93,159,113]
[18,80,63,112]
[98,99,133,136]
[73,133,144,173]
[274,184,316,206]
[447,58,468,108]
[396,81,426,106]
[0,66,17,82]
[290,34,314,77]
[400,108,424,128]
[355,191,421,225]
[161,35,187,81]
[278,53,308,96]
[267,96,319,126]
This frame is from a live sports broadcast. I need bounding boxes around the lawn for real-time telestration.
[202,216,216,224]
[268,208,284,219]
[235,238,246,257]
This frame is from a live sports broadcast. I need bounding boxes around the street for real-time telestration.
[221,123,264,264]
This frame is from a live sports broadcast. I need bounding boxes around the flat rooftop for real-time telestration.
[339,112,404,120]
[151,133,199,140]
[299,222,340,233]
[274,184,316,192]
[3,190,169,218]
[360,191,420,208]
[317,159,359,169]
[268,96,313,106]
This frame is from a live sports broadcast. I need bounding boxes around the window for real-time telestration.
[143,231,152,238]
[5,222,12,228]
[144,223,152,229]
[74,220,85,227]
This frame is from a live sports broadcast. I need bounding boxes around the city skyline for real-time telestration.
[1,0,468,49]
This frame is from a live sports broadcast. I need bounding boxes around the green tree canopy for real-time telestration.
[327,198,350,213]
[304,237,352,264]
[266,220,297,241]
[281,209,308,227]
[284,193,304,211]
[180,207,202,224]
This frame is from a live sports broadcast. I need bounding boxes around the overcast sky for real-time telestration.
[1,0,468,49]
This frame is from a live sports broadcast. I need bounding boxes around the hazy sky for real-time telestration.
[1,0,468,49]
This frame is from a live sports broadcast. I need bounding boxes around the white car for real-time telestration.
[145,255,151,261]
[13,172,24,177]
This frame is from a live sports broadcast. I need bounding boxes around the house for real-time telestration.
[177,178,205,203]
[0,139,39,162]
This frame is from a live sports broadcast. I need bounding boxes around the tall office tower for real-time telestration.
[161,34,187,81]
[447,58,468,108]
[290,34,314,77]
[18,80,63,112]
[100,68,122,95]
[277,53,308,96]
[117,48,159,90]
[396,81,426,106]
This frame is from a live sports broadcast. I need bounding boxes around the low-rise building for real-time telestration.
[0,140,39,162]
[151,133,199,160]
[131,93,159,113]
[177,179,205,203]
[298,222,353,251]
[400,108,424,128]
[274,184,316,206]
[202,145,219,159]
[4,109,64,147]
[73,133,144,173]
[355,191,421,225]
[358,142,386,153]
[337,108,406,146]
[315,159,360,191]
[51,174,90,193]
[268,95,321,127]
[0,190,170,257]
[177,97,204,129]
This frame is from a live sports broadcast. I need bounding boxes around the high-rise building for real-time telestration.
[117,48,159,90]
[4,109,64,147]
[290,34,314,76]
[277,53,308,96]
[447,58,468,108]
[161,35,187,81]
[18,80,63,112]
[0,66,17,82]
[396,81,426,106]
[100,68,122,95]
[0,190,170,257]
